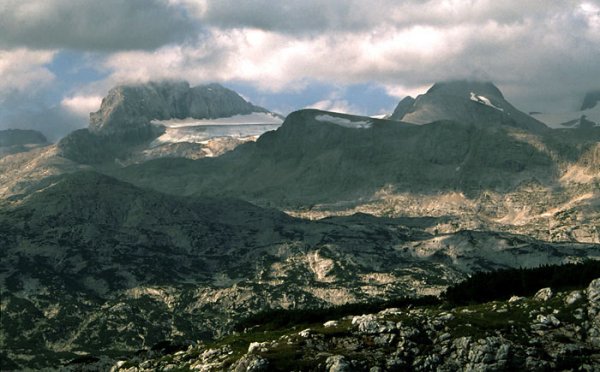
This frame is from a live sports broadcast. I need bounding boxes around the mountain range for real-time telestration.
[1,79,599,369]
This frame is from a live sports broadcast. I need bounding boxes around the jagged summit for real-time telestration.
[90,81,270,135]
[392,80,547,133]
[581,90,600,111]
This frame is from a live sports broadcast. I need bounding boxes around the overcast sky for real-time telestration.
[1,0,599,140]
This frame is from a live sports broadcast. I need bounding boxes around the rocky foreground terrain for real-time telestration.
[56,278,600,371]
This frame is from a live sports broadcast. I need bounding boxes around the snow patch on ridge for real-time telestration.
[152,124,280,146]
[470,92,504,111]
[316,114,372,129]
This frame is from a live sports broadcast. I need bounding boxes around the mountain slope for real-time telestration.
[116,108,559,203]
[110,106,600,244]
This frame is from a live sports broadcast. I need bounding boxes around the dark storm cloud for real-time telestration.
[199,0,567,33]
[0,0,198,51]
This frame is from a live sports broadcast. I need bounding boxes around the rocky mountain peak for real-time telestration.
[58,81,276,164]
[393,80,546,133]
[89,80,269,136]
[581,90,600,110]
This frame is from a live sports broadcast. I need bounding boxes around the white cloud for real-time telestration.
[0,0,197,51]
[181,0,570,33]
[0,48,55,97]
[60,95,103,117]
[307,99,358,115]
[5,0,600,122]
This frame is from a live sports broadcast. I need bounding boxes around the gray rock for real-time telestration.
[352,315,383,334]
[247,342,268,353]
[324,320,339,328]
[587,278,600,305]
[233,354,269,372]
[299,329,312,338]
[565,290,584,306]
[534,287,553,302]
[326,355,351,372]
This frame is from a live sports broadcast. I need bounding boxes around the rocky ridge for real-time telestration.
[114,107,600,243]
[81,279,600,371]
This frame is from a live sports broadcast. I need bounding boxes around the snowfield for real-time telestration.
[151,112,283,128]
[150,112,283,145]
[152,124,280,146]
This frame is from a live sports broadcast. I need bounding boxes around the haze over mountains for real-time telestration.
[532,90,600,130]
[1,79,599,369]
